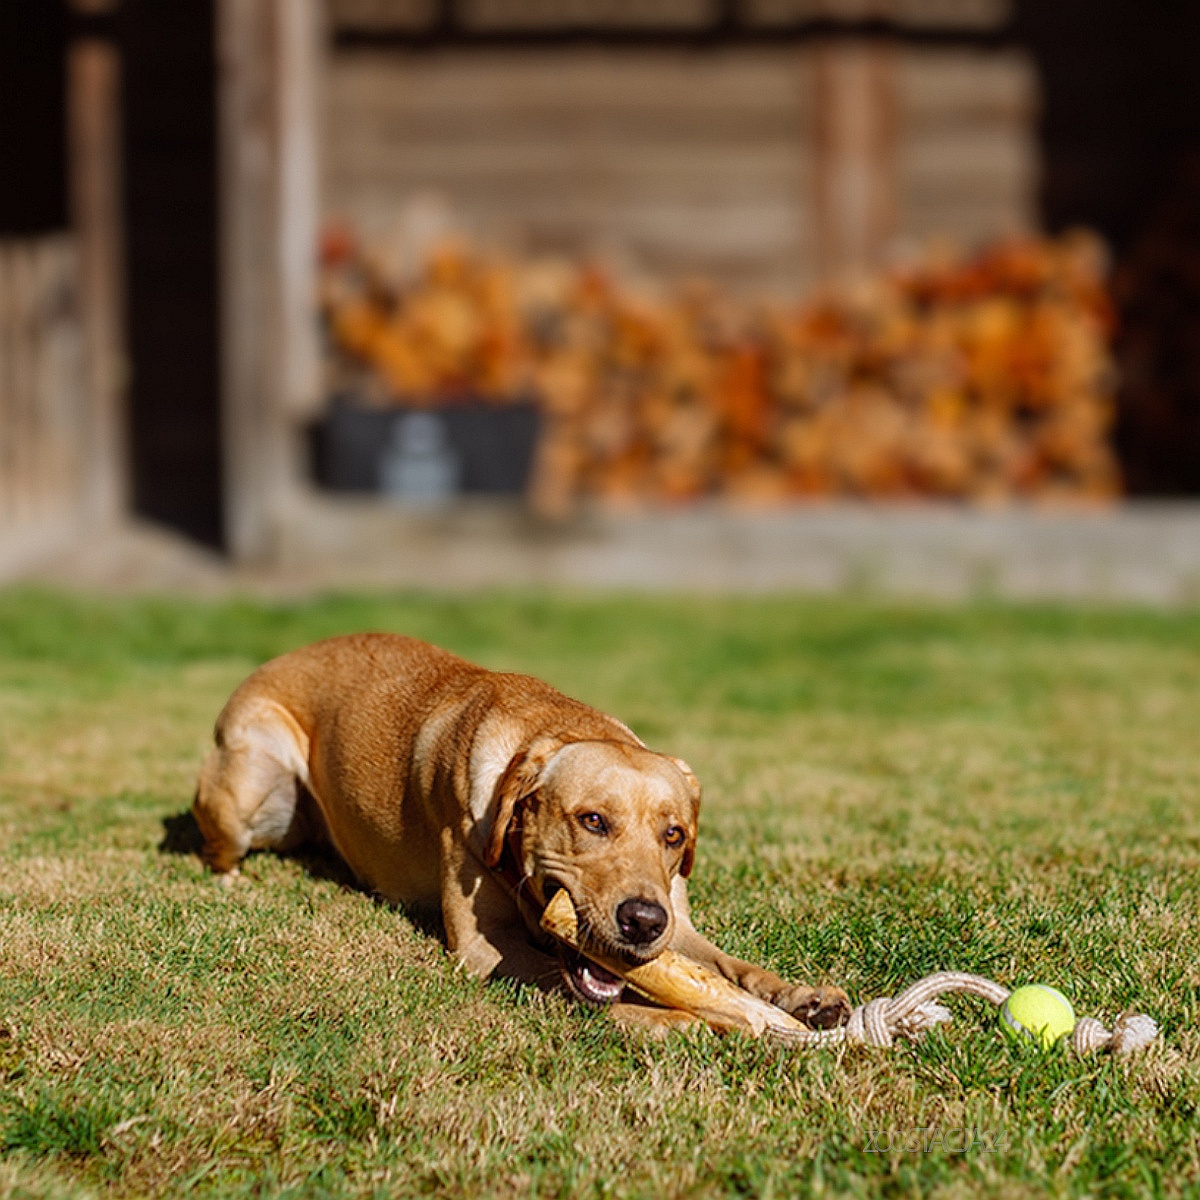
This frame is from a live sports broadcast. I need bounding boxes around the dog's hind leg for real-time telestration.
[193,698,314,876]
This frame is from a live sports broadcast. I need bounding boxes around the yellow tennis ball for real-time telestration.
[1000,984,1076,1049]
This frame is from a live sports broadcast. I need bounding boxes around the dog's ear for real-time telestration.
[483,736,562,868]
[668,756,702,877]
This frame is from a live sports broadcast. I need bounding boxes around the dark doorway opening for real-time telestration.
[121,0,225,547]
[1017,0,1200,495]
[0,0,69,236]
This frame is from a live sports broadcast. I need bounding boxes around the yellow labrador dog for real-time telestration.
[194,634,849,1032]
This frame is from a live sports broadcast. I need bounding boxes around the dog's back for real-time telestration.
[198,633,632,898]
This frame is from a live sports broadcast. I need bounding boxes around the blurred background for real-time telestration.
[2,0,1199,596]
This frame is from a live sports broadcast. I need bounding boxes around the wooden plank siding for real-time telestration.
[894,46,1038,245]
[322,40,1037,292]
[323,48,821,292]
[0,20,129,579]
[0,236,88,556]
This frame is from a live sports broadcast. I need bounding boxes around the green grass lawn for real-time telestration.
[1,588,1198,1199]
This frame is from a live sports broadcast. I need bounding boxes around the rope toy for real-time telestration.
[540,892,1159,1056]
[771,970,1158,1055]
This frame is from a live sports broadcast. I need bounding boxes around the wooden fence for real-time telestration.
[0,235,89,563]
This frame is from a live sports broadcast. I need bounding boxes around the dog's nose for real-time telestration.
[616,898,668,945]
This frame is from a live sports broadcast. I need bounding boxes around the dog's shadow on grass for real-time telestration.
[157,808,445,940]
[159,810,206,857]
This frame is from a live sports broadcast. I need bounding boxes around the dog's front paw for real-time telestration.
[608,1002,705,1039]
[772,984,852,1029]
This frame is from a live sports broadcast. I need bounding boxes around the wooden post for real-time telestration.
[68,2,128,528]
[277,0,322,425]
[216,0,321,563]
[812,39,898,283]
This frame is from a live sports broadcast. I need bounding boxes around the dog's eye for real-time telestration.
[578,812,608,836]
[664,825,686,848]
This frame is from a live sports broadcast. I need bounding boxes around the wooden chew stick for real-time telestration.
[540,889,808,1038]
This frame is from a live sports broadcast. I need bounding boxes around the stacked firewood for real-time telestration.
[320,226,1121,512]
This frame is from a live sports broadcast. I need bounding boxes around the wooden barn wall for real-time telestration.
[322,42,1037,293]
[324,48,819,292]
[895,47,1037,247]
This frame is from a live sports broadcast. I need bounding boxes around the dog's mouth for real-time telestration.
[558,944,626,1006]
[541,880,627,1005]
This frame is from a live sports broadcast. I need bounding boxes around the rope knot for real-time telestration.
[1072,1012,1159,1056]
[846,997,896,1047]
[1071,1016,1110,1055]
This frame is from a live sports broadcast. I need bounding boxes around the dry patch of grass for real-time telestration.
[1,590,1199,1198]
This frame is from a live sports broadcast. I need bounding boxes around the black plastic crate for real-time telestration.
[311,394,541,497]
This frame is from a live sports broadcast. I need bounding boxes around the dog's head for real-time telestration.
[484,737,700,1004]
